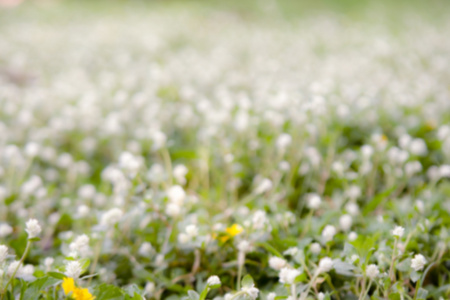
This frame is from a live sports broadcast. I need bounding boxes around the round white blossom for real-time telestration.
[65,260,83,278]
[0,224,13,238]
[366,264,380,279]
[267,292,277,300]
[242,284,259,300]
[310,243,321,254]
[25,219,41,239]
[411,254,427,271]
[322,225,337,242]
[207,275,221,287]
[268,256,287,271]
[100,208,123,227]
[307,193,321,210]
[167,185,186,204]
[339,214,352,231]
[392,226,405,238]
[318,257,334,273]
[279,267,301,284]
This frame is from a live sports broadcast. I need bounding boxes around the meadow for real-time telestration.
[0,0,450,299]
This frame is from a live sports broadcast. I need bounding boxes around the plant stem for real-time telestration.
[291,283,297,300]
[359,279,372,300]
[1,240,32,300]
[236,251,245,291]
[389,238,398,282]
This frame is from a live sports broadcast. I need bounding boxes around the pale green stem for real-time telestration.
[389,238,398,282]
[1,240,32,300]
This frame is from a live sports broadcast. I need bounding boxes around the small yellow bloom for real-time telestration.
[226,224,243,237]
[219,224,244,242]
[73,287,96,300]
[62,277,95,300]
[62,277,76,295]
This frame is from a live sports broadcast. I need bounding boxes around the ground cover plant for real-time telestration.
[0,0,450,299]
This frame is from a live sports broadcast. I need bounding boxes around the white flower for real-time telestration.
[0,245,8,263]
[165,203,181,217]
[151,130,167,150]
[69,234,90,257]
[242,284,259,300]
[269,256,287,270]
[284,247,299,256]
[100,208,123,226]
[252,210,268,230]
[348,231,358,241]
[317,292,325,300]
[322,225,336,242]
[7,260,23,277]
[238,240,251,253]
[307,193,321,210]
[155,254,165,267]
[0,224,13,238]
[185,224,199,238]
[173,165,188,185]
[24,142,40,158]
[310,243,321,254]
[44,257,54,271]
[167,185,186,205]
[318,257,334,273]
[392,226,405,238]
[339,214,352,231]
[361,145,374,159]
[405,161,422,177]
[65,260,83,278]
[22,265,34,276]
[78,184,96,200]
[25,219,41,239]
[145,282,155,295]
[345,202,360,216]
[139,242,153,256]
[276,133,292,152]
[77,205,90,218]
[178,233,190,244]
[366,264,379,279]
[207,275,221,287]
[411,254,427,271]
[350,254,359,263]
[254,178,272,195]
[267,292,277,300]
[409,138,427,156]
[279,267,301,284]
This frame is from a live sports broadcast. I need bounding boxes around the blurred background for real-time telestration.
[1,0,449,21]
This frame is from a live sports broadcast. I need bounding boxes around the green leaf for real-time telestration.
[410,271,420,283]
[241,274,254,288]
[363,186,396,216]
[416,288,428,300]
[48,272,67,280]
[93,283,124,300]
[388,293,401,300]
[256,242,283,257]
[80,258,91,272]
[294,273,307,283]
[333,260,357,277]
[187,290,200,300]
[23,276,60,300]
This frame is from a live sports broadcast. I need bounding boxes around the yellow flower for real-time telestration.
[62,277,95,300]
[62,277,76,295]
[73,287,96,300]
[226,224,243,236]
[219,224,244,242]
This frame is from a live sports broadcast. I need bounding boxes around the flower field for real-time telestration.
[0,1,450,299]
